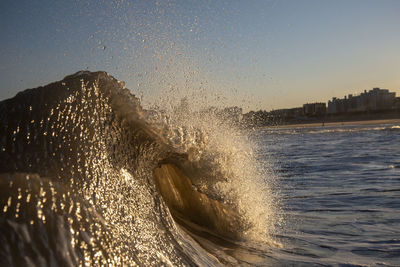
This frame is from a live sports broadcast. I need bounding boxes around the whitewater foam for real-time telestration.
[144,96,283,243]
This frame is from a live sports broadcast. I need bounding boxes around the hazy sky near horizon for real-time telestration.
[1,0,399,111]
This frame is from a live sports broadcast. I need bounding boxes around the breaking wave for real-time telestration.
[0,71,281,266]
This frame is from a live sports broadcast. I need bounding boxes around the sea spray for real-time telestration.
[143,96,284,243]
[0,72,223,266]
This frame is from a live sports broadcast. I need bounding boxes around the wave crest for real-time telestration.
[0,71,282,265]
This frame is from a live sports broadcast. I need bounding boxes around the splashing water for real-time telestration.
[0,71,283,266]
[1,1,284,265]
[144,96,284,243]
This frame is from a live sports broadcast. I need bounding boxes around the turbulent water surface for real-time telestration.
[254,124,400,266]
[0,72,399,266]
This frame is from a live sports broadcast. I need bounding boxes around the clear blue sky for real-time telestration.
[1,0,399,111]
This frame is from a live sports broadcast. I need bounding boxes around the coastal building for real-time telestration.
[328,88,396,114]
[395,97,400,109]
[270,107,304,118]
[303,103,326,116]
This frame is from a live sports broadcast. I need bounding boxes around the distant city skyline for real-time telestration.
[242,87,399,127]
[1,0,399,111]
[269,86,398,112]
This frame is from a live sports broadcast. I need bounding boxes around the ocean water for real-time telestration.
[253,123,400,266]
[1,72,399,266]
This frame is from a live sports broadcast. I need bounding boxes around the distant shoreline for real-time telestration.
[271,118,400,128]
[243,109,400,129]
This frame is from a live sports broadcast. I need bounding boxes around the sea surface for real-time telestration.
[1,73,399,266]
[253,123,400,266]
